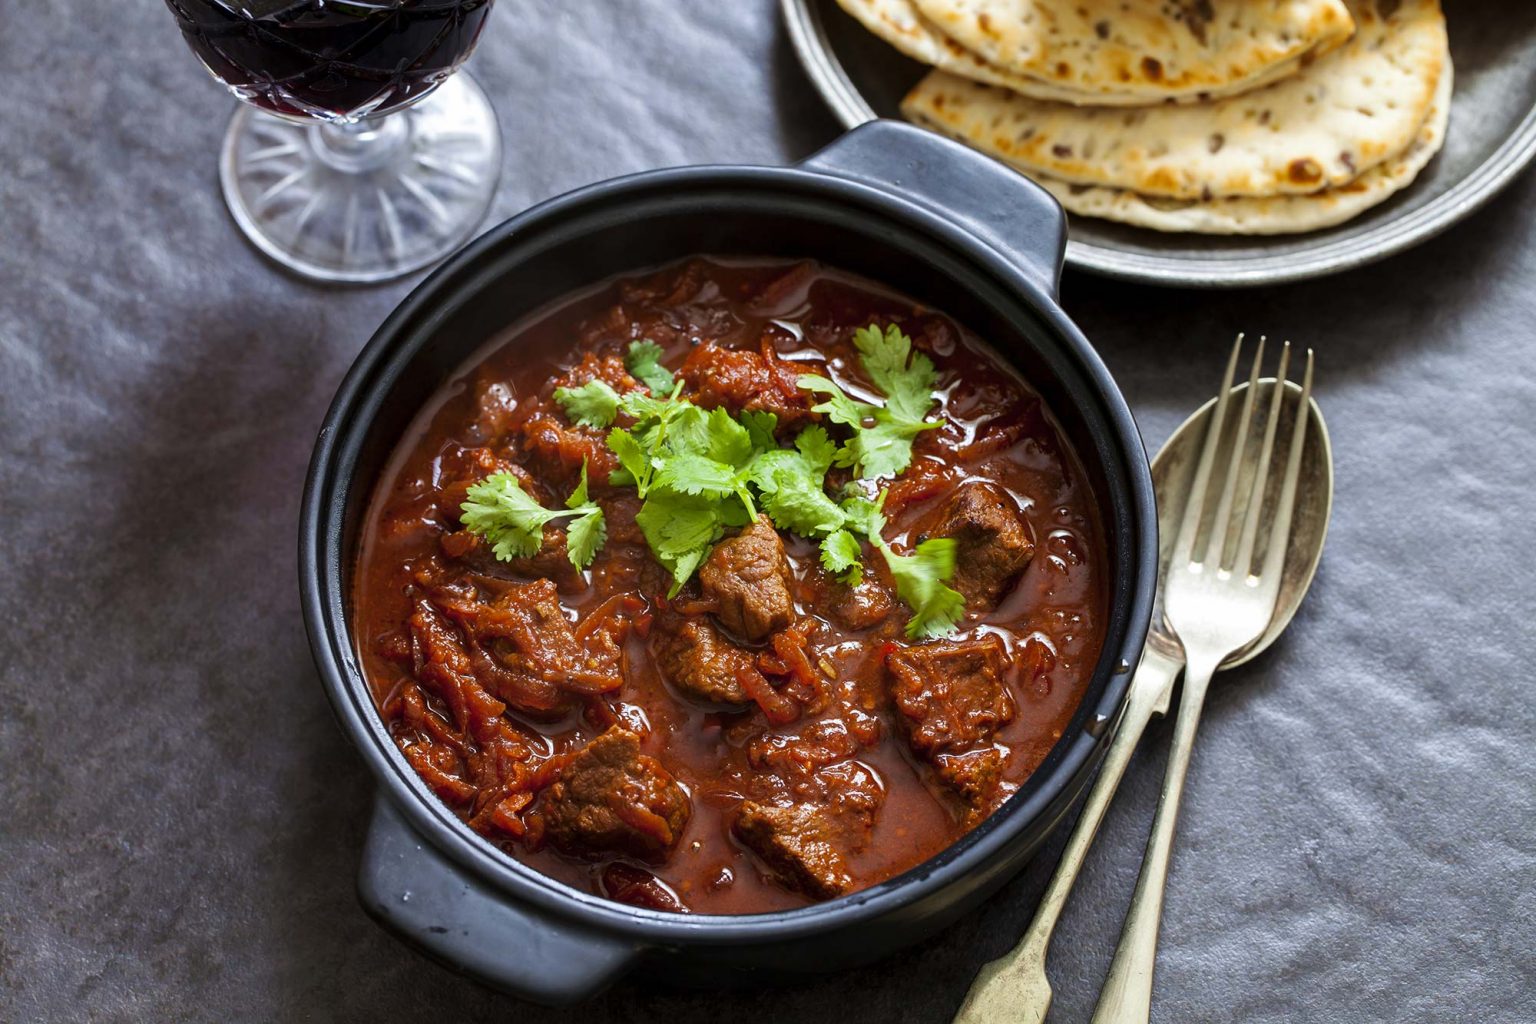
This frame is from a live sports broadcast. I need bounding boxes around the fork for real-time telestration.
[1090,336,1314,1024]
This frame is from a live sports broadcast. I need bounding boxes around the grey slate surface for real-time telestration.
[1,2,1533,1021]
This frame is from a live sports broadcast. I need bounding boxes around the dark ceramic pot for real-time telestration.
[300,120,1156,1005]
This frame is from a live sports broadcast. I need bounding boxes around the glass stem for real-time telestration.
[312,113,410,173]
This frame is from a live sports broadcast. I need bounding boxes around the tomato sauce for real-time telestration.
[352,258,1106,914]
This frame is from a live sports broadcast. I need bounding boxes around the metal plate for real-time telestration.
[783,0,1536,287]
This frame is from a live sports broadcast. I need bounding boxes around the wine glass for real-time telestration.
[165,0,502,283]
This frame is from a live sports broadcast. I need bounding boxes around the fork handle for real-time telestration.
[1090,650,1221,1024]
[952,645,1182,1024]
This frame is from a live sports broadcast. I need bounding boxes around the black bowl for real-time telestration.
[300,120,1157,1005]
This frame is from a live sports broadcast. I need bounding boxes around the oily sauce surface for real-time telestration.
[352,258,1106,914]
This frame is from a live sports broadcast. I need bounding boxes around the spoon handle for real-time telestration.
[952,645,1183,1024]
[1090,649,1220,1024]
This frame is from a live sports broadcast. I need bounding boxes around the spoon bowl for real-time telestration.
[1150,379,1333,667]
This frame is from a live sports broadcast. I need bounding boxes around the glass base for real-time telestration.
[219,73,501,284]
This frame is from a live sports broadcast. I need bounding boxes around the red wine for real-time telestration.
[166,0,495,120]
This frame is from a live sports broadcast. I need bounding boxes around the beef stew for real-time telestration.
[352,257,1107,915]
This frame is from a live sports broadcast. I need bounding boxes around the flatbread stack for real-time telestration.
[837,0,1452,234]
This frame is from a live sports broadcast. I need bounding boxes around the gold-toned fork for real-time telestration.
[1090,336,1315,1024]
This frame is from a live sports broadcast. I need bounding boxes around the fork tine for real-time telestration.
[1172,334,1244,566]
[1202,337,1266,567]
[1259,348,1314,583]
[1234,342,1293,575]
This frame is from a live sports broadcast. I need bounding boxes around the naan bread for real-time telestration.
[909,0,1356,104]
[834,0,1341,106]
[900,0,1447,200]
[937,61,1452,235]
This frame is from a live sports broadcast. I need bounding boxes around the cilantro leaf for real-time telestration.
[834,490,961,636]
[565,462,592,510]
[625,340,674,395]
[839,493,887,536]
[607,427,649,491]
[794,424,838,473]
[635,490,731,596]
[459,473,553,561]
[746,448,803,493]
[853,323,939,424]
[761,475,845,536]
[618,391,674,422]
[749,425,844,537]
[666,547,712,596]
[739,409,779,452]
[653,453,740,497]
[819,529,864,585]
[559,463,608,570]
[843,416,938,481]
[636,491,724,553]
[795,324,942,481]
[565,505,607,569]
[703,406,754,467]
[797,374,877,428]
[461,467,608,570]
[553,379,621,429]
[878,537,965,640]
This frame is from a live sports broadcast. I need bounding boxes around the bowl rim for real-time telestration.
[299,160,1156,943]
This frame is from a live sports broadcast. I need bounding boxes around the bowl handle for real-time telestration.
[799,120,1067,299]
[358,795,641,1004]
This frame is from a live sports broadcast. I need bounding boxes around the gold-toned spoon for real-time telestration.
[953,344,1332,1024]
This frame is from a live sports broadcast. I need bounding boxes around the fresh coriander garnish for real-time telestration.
[750,425,845,538]
[828,490,965,640]
[619,389,771,595]
[817,528,864,584]
[552,379,621,429]
[624,339,675,394]
[635,489,751,595]
[552,339,679,429]
[464,325,965,636]
[460,463,606,570]
[876,537,965,640]
[796,323,942,480]
[561,463,608,569]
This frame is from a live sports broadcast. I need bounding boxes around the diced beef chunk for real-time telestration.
[887,636,1015,807]
[825,569,897,632]
[747,721,883,830]
[444,521,585,593]
[479,580,623,694]
[679,342,814,429]
[930,482,1035,611]
[435,579,623,712]
[738,721,883,899]
[540,728,691,859]
[653,613,755,704]
[930,748,1006,808]
[754,753,882,857]
[733,801,852,900]
[600,862,688,913]
[503,525,587,593]
[748,719,859,781]
[434,443,534,512]
[700,516,796,641]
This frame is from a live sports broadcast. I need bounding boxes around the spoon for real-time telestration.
[953,374,1332,1024]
